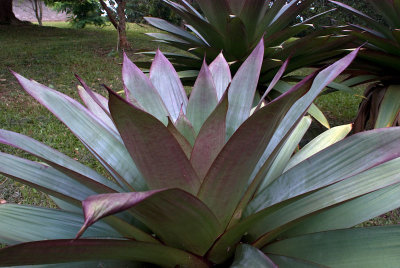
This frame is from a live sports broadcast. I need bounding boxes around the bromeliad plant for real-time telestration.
[143,0,351,84]
[330,0,400,132]
[1,41,400,267]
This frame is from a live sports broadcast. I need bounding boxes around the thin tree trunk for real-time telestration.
[30,0,42,26]
[99,0,130,50]
[116,0,130,49]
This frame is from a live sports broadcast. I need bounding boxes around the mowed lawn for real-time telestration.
[3,22,390,224]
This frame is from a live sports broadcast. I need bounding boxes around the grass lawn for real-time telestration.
[0,22,397,225]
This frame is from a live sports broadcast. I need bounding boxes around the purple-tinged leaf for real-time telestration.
[108,88,201,194]
[150,49,188,122]
[256,57,290,112]
[209,52,232,100]
[0,130,122,193]
[122,52,169,125]
[75,74,110,115]
[175,109,196,146]
[191,92,228,180]
[78,189,222,255]
[248,127,400,215]
[226,38,264,140]
[167,118,192,158]
[0,152,154,241]
[12,72,146,192]
[0,239,209,268]
[0,204,118,245]
[0,152,96,207]
[77,85,117,132]
[250,157,400,247]
[207,50,360,263]
[197,72,311,228]
[186,60,218,134]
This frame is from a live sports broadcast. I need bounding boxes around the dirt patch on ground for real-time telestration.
[13,0,67,22]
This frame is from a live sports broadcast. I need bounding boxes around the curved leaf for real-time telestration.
[144,16,205,45]
[248,128,400,216]
[375,85,400,128]
[0,129,122,193]
[0,239,209,268]
[264,226,400,267]
[231,244,277,268]
[12,72,146,192]
[285,124,352,172]
[282,183,400,238]
[0,204,118,245]
[249,157,400,245]
[78,189,222,255]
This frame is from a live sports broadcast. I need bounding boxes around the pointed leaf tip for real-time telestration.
[150,48,188,122]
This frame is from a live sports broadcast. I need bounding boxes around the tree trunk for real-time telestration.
[0,0,21,24]
[99,0,130,50]
[116,0,130,50]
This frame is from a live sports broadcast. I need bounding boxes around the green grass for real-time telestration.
[0,22,398,228]
[0,22,175,205]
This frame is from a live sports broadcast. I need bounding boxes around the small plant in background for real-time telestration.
[330,0,400,132]
[143,0,351,86]
[1,41,400,267]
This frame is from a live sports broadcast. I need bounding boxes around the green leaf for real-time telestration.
[281,183,400,238]
[256,116,312,194]
[329,0,393,38]
[186,60,218,134]
[0,239,209,268]
[375,85,400,128]
[264,226,400,267]
[122,53,169,126]
[285,124,352,172]
[237,0,270,42]
[77,85,116,132]
[144,16,205,45]
[149,49,188,122]
[195,0,230,35]
[0,152,96,206]
[307,103,330,129]
[12,72,146,192]
[225,17,249,59]
[191,92,228,180]
[267,255,327,267]
[209,52,232,101]
[249,157,400,246]
[108,89,201,195]
[231,244,277,268]
[175,110,197,146]
[226,38,264,139]
[248,128,400,217]
[0,129,123,193]
[167,118,192,158]
[79,189,222,256]
[0,204,118,245]
[198,69,312,228]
